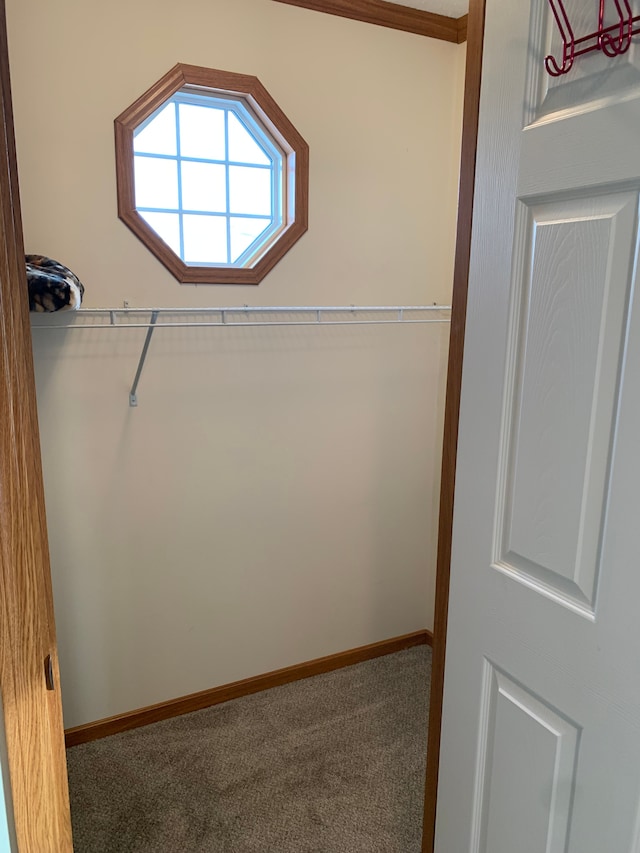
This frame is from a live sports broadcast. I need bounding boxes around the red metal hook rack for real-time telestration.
[546,0,640,76]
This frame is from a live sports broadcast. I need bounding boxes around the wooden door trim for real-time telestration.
[0,1,73,848]
[421,0,486,849]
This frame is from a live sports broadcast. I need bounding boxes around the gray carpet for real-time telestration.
[67,645,432,853]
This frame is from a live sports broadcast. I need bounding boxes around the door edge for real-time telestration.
[421,0,487,849]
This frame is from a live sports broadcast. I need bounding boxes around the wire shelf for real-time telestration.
[31,305,452,406]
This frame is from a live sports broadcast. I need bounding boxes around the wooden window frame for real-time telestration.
[115,64,309,285]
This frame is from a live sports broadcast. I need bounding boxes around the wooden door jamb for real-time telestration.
[0,0,73,847]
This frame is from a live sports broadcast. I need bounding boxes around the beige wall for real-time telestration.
[7,0,464,728]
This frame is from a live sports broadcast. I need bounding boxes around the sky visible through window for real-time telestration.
[133,97,281,266]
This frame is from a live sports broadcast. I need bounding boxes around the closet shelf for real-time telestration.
[31,305,451,407]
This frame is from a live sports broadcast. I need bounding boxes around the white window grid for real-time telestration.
[133,91,285,267]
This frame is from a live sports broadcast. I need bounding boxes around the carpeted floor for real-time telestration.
[66,645,432,853]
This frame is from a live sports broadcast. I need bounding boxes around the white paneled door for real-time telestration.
[436,1,640,851]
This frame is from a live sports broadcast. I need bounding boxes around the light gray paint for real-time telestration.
[0,697,17,853]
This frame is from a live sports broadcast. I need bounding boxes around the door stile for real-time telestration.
[421,0,486,849]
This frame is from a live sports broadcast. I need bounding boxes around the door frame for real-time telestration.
[0,0,72,847]
[421,0,486,849]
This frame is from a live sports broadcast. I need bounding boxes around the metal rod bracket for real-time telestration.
[129,310,159,407]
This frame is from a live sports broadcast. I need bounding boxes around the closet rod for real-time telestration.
[31,305,451,406]
[35,305,451,330]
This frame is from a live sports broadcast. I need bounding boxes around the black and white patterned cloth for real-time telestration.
[26,254,84,312]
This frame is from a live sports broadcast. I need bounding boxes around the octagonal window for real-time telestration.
[115,65,308,285]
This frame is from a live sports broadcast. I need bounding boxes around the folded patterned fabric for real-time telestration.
[26,254,85,312]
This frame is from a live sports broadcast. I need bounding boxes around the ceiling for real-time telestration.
[386,0,469,19]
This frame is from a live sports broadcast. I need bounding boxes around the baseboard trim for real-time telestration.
[65,629,432,748]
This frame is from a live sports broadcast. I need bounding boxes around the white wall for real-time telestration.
[7,0,465,728]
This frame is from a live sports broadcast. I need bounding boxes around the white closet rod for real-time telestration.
[32,305,451,406]
[35,305,451,330]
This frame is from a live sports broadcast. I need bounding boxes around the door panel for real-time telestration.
[497,191,635,615]
[436,0,640,850]
[531,0,640,121]
[472,662,580,853]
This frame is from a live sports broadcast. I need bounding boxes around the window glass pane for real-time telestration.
[181,161,227,213]
[140,212,181,255]
[229,166,272,216]
[178,104,226,160]
[183,214,228,264]
[134,156,178,209]
[228,113,270,165]
[134,103,176,155]
[230,217,270,262]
